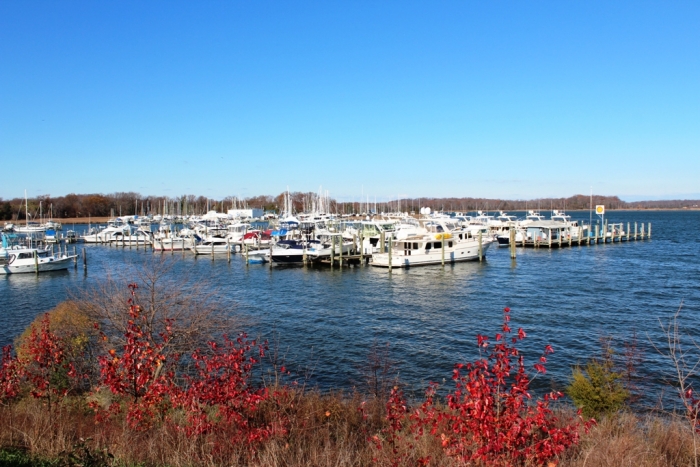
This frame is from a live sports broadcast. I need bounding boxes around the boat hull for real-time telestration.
[371,240,492,268]
[0,255,77,275]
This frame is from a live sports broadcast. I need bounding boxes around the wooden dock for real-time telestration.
[510,221,651,251]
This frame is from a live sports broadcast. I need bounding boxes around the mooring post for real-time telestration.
[34,250,38,274]
[244,242,249,265]
[380,231,385,254]
[227,238,231,263]
[627,222,630,242]
[478,230,483,261]
[74,246,77,269]
[648,223,652,239]
[509,225,516,259]
[359,231,364,266]
[83,247,87,269]
[330,235,335,269]
[339,236,343,268]
[388,236,392,272]
[441,234,445,266]
[641,223,645,239]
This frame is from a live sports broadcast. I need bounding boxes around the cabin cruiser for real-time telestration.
[0,233,77,274]
[371,230,493,268]
[269,239,320,264]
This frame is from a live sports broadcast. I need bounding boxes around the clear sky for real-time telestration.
[1,1,698,202]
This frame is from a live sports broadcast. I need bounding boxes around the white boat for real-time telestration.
[153,229,200,251]
[80,223,131,243]
[14,221,46,234]
[194,236,231,255]
[371,231,493,268]
[111,228,153,246]
[306,234,354,260]
[0,234,77,274]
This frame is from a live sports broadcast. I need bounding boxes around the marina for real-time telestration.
[0,209,690,403]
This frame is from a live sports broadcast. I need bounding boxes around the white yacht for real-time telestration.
[0,234,77,274]
[372,230,493,268]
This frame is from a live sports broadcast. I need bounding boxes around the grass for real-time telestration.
[1,393,698,467]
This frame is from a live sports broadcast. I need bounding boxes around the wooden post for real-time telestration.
[648,223,652,239]
[440,235,445,266]
[330,236,335,269]
[303,245,307,265]
[578,226,582,246]
[359,231,364,265]
[558,228,562,248]
[634,222,638,240]
[34,250,38,274]
[227,238,231,263]
[509,226,516,259]
[83,247,87,269]
[339,236,343,268]
[478,230,483,261]
[244,242,249,265]
[380,231,385,254]
[604,220,608,243]
[641,223,645,239]
[627,222,630,242]
[594,224,599,244]
[388,236,392,272]
[549,229,553,249]
[74,246,77,269]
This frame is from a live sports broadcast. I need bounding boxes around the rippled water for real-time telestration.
[2,211,699,402]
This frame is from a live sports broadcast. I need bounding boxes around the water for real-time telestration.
[1,211,699,403]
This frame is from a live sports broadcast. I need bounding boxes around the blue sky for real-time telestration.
[1,1,698,202]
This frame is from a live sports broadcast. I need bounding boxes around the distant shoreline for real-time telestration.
[21,208,697,224]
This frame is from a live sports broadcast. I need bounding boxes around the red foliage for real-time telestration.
[23,314,77,411]
[94,284,174,430]
[0,345,21,403]
[171,334,275,446]
[409,307,590,466]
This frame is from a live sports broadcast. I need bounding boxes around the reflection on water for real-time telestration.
[1,211,699,403]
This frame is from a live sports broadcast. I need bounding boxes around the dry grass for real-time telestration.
[561,412,697,467]
[1,394,698,466]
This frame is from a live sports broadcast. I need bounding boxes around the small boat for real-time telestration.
[0,234,77,274]
[64,230,78,244]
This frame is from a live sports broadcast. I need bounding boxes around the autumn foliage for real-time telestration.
[0,294,599,466]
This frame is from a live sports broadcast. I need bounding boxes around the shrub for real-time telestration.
[567,348,629,419]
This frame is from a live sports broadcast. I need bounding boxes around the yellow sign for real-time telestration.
[595,205,605,215]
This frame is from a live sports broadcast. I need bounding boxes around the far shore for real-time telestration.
[8,207,699,226]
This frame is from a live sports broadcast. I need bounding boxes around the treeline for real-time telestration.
[1,192,698,221]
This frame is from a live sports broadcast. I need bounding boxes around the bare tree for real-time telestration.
[652,301,700,467]
[72,256,247,365]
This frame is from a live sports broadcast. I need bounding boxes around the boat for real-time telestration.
[44,228,62,244]
[0,233,77,274]
[306,234,354,260]
[194,236,231,255]
[64,230,78,244]
[80,223,131,243]
[269,239,319,264]
[371,230,493,268]
[111,228,153,246]
[153,229,200,251]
